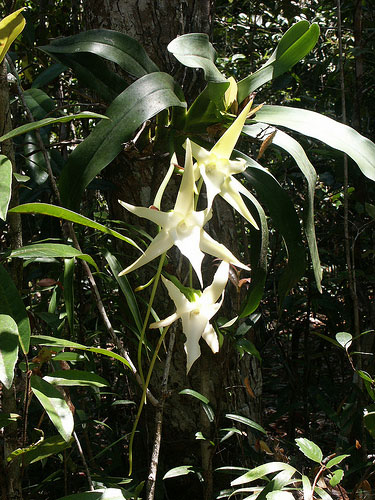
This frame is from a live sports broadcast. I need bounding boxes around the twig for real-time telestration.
[146,325,176,500]
[73,431,94,491]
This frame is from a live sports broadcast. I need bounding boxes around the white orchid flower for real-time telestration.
[150,261,230,373]
[189,101,259,229]
[118,139,249,286]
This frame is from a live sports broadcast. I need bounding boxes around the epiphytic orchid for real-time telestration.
[189,100,258,229]
[150,261,230,373]
[118,140,249,286]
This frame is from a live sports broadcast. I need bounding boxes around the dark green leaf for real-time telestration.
[225,413,266,434]
[31,63,67,89]
[9,243,98,272]
[0,315,19,389]
[0,155,12,221]
[64,258,75,334]
[40,29,159,77]
[44,369,108,388]
[168,33,227,82]
[59,72,186,209]
[252,105,375,182]
[0,412,20,428]
[24,88,56,120]
[179,388,209,405]
[238,21,320,100]
[0,112,107,143]
[0,264,30,353]
[163,465,195,480]
[295,437,323,463]
[7,434,73,465]
[30,375,74,441]
[58,489,127,500]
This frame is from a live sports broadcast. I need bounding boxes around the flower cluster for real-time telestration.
[119,102,254,372]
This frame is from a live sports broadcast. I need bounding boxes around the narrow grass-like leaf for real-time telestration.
[238,21,319,100]
[295,437,323,463]
[0,315,19,389]
[30,375,74,442]
[179,389,210,405]
[0,111,107,143]
[252,105,375,182]
[267,492,294,500]
[0,264,30,353]
[243,123,321,291]
[302,475,312,500]
[10,243,98,272]
[225,413,266,434]
[31,335,131,370]
[57,489,127,499]
[104,251,142,333]
[64,258,75,334]
[0,155,12,221]
[314,487,334,500]
[231,462,296,486]
[168,33,227,82]
[59,72,186,209]
[10,203,141,250]
[0,412,20,428]
[44,370,108,388]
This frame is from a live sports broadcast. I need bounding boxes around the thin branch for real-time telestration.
[73,431,94,491]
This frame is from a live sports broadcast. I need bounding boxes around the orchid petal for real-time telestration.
[160,276,191,312]
[220,178,259,229]
[202,261,229,304]
[118,230,172,276]
[118,200,172,227]
[200,231,249,271]
[173,224,205,287]
[174,139,195,215]
[149,312,180,329]
[211,101,252,158]
[189,141,211,165]
[201,323,219,353]
[154,153,176,210]
[200,163,224,210]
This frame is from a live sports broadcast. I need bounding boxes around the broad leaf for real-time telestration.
[40,29,159,78]
[163,465,195,480]
[336,331,352,350]
[225,413,266,434]
[252,105,375,182]
[239,154,306,303]
[0,315,19,389]
[0,8,25,63]
[58,489,127,500]
[329,469,344,487]
[44,370,109,388]
[266,492,294,500]
[104,251,142,333]
[0,155,12,220]
[231,462,296,486]
[0,264,30,353]
[295,438,323,463]
[59,72,186,209]
[238,21,319,101]
[9,243,98,271]
[243,123,321,291]
[7,434,73,465]
[30,375,74,442]
[31,335,131,370]
[0,111,107,143]
[168,33,227,83]
[326,454,350,469]
[24,88,56,120]
[10,203,140,250]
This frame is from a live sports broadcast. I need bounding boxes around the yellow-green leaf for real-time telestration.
[0,8,25,63]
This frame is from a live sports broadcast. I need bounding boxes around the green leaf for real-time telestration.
[336,332,352,350]
[168,33,227,83]
[0,111,108,143]
[104,251,142,333]
[243,123,321,292]
[266,492,294,500]
[231,462,296,486]
[59,72,186,209]
[0,8,26,63]
[24,88,56,120]
[31,335,131,370]
[163,465,195,480]
[240,155,305,304]
[238,21,320,101]
[44,369,109,388]
[202,403,215,423]
[0,315,19,389]
[252,105,375,182]
[58,489,127,500]
[326,455,350,468]
[179,388,209,405]
[64,258,75,334]
[314,487,334,500]
[30,375,74,441]
[225,413,266,434]
[7,434,73,465]
[295,438,323,463]
[10,203,141,250]
[31,63,67,89]
[302,474,312,500]
[0,155,12,221]
[0,264,30,353]
[40,29,159,78]
[9,243,98,272]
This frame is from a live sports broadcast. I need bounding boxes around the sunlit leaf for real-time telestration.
[44,370,109,388]
[231,462,296,486]
[0,315,19,389]
[295,437,323,463]
[326,454,350,468]
[225,413,266,434]
[163,465,195,480]
[58,489,127,500]
[179,389,210,405]
[0,8,26,63]
[0,155,12,221]
[7,434,73,465]
[336,332,352,350]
